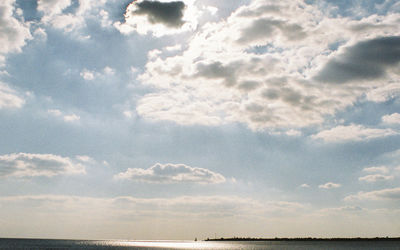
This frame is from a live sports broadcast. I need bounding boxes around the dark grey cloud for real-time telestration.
[315,36,400,84]
[195,61,238,86]
[237,18,306,44]
[132,0,186,28]
[237,4,281,17]
[238,80,260,91]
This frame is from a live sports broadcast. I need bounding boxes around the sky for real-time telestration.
[0,0,400,240]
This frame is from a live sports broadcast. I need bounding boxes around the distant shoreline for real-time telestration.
[205,237,400,242]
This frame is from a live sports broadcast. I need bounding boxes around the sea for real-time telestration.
[0,239,400,250]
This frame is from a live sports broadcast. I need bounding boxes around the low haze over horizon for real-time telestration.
[1,0,400,240]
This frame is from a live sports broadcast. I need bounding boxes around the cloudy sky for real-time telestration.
[1,0,400,240]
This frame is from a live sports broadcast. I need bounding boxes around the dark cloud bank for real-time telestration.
[316,36,400,84]
[131,0,186,27]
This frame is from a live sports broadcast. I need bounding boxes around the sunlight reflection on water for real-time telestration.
[113,240,232,249]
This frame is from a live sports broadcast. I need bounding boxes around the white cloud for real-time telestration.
[319,182,341,189]
[47,109,62,116]
[366,83,400,102]
[103,66,115,75]
[75,155,94,163]
[0,153,86,177]
[99,9,112,28]
[0,82,25,109]
[285,129,301,136]
[134,0,400,130]
[38,0,108,35]
[48,109,80,123]
[359,174,394,183]
[311,124,399,143]
[80,69,95,80]
[37,0,72,17]
[300,183,310,188]
[63,114,80,122]
[123,110,134,118]
[382,113,400,125]
[363,166,389,174]
[80,67,115,81]
[345,187,400,201]
[50,14,85,33]
[114,163,226,184]
[0,0,32,56]
[33,27,47,41]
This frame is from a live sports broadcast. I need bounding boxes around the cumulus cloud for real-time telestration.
[0,0,32,55]
[114,163,226,184]
[315,36,400,84]
[115,0,198,37]
[135,0,400,130]
[0,153,86,178]
[0,82,25,109]
[359,174,394,183]
[299,183,310,188]
[382,113,400,124]
[319,182,341,189]
[311,124,399,143]
[345,187,400,201]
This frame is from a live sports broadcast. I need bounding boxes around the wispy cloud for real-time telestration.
[0,194,306,219]
[345,187,400,201]
[363,166,389,174]
[48,109,80,123]
[311,124,398,143]
[382,113,400,125]
[0,82,25,109]
[359,174,394,183]
[319,182,341,189]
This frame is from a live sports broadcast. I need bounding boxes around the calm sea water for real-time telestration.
[0,239,399,249]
